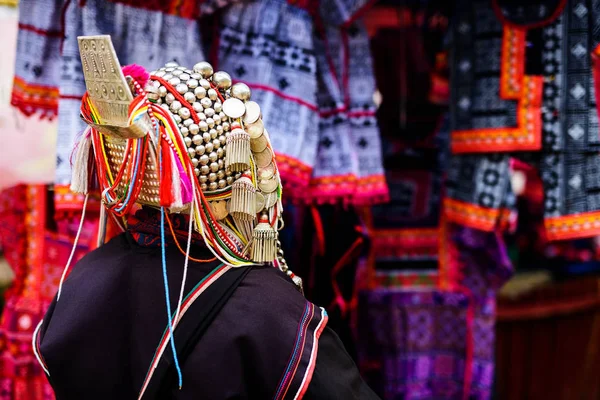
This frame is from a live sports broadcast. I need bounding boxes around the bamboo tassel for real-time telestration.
[70,130,93,194]
[229,174,256,221]
[252,213,277,263]
[225,128,251,172]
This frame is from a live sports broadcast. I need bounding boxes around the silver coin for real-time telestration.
[243,101,261,124]
[222,98,245,119]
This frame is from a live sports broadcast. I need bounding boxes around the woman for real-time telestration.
[34,36,379,399]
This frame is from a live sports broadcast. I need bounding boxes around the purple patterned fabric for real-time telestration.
[357,224,513,400]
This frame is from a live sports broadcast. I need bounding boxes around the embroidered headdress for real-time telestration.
[70,35,299,284]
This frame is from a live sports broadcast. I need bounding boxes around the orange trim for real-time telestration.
[545,211,600,241]
[274,152,312,187]
[443,198,501,232]
[371,228,439,258]
[11,77,60,115]
[451,26,543,153]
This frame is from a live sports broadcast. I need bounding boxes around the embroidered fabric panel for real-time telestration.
[218,1,319,192]
[54,0,207,188]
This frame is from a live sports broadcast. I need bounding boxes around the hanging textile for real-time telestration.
[216,0,388,205]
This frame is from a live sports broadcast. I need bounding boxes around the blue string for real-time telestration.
[160,206,183,388]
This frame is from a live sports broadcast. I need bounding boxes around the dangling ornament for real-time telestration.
[225,127,251,172]
[229,174,256,221]
[252,213,277,263]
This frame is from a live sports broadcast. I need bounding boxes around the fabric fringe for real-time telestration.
[70,130,93,194]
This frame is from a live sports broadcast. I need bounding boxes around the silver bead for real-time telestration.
[161,103,170,111]
[187,148,196,158]
[217,170,225,179]
[170,101,182,112]
[205,142,214,153]
[208,151,218,162]
[200,79,211,90]
[208,172,217,182]
[201,183,208,191]
[199,121,209,131]
[173,115,182,123]
[213,114,221,125]
[154,70,166,77]
[208,89,218,101]
[231,82,251,101]
[214,102,223,113]
[226,176,234,185]
[176,84,188,94]
[193,102,203,113]
[212,139,220,149]
[179,108,191,119]
[226,169,233,176]
[216,147,224,158]
[196,145,206,155]
[172,69,183,77]
[210,162,219,172]
[165,61,179,68]
[184,92,196,103]
[152,80,161,88]
[184,137,192,147]
[193,62,214,78]
[217,125,224,134]
[212,71,232,90]
[169,77,181,86]
[184,118,193,127]
[198,112,207,120]
[194,87,206,99]
[191,73,202,80]
[209,129,218,139]
[222,122,230,131]
[207,118,215,128]
[200,165,210,175]
[209,182,218,191]
[194,168,200,176]
[219,111,226,120]
[199,155,210,165]
[158,86,167,96]
[200,97,212,109]
[189,124,200,135]
[187,79,199,89]
[203,132,212,143]
[218,179,227,189]
[180,126,189,136]
[179,73,190,81]
[191,158,199,167]
[192,134,203,145]
[165,93,175,104]
[199,175,208,184]
[165,67,175,72]
[205,108,215,117]
[218,159,224,169]
[218,135,226,145]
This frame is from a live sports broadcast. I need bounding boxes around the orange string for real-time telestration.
[165,213,216,263]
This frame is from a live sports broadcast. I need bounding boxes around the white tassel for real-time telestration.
[70,130,93,194]
[169,155,185,213]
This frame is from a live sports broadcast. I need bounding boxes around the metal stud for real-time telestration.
[231,82,251,101]
[193,61,214,78]
[194,87,206,99]
[212,71,232,90]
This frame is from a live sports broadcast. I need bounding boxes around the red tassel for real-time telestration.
[159,138,174,207]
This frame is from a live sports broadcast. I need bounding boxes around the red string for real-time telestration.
[310,206,325,256]
[328,235,364,317]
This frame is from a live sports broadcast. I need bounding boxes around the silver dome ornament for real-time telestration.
[191,73,201,80]
[165,61,179,68]
[210,162,219,172]
[209,182,218,191]
[189,123,200,135]
[205,142,214,153]
[163,73,173,81]
[176,84,188,94]
[207,89,218,101]
[202,132,212,143]
[208,173,217,183]
[209,129,218,139]
[187,79,199,89]
[179,73,190,81]
[170,101,182,113]
[218,179,227,189]
[199,154,210,165]
[158,86,167,97]
[193,61,214,78]
[199,175,208,184]
[200,79,211,90]
[178,107,191,120]
[205,107,215,118]
[223,98,246,119]
[165,93,175,104]
[154,70,166,78]
[196,145,206,155]
[192,102,203,113]
[173,115,182,124]
[231,82,251,101]
[191,158,199,167]
[216,147,224,158]
[200,97,212,109]
[192,134,203,146]
[194,168,200,177]
[184,92,196,104]
[183,118,193,127]
[168,77,181,86]
[194,87,206,99]
[214,102,223,113]
[172,69,183,77]
[199,121,209,131]
[201,183,208,191]
[212,71,232,90]
[187,147,196,158]
[217,170,225,179]
[184,137,192,147]
[180,126,189,137]
[200,165,210,175]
